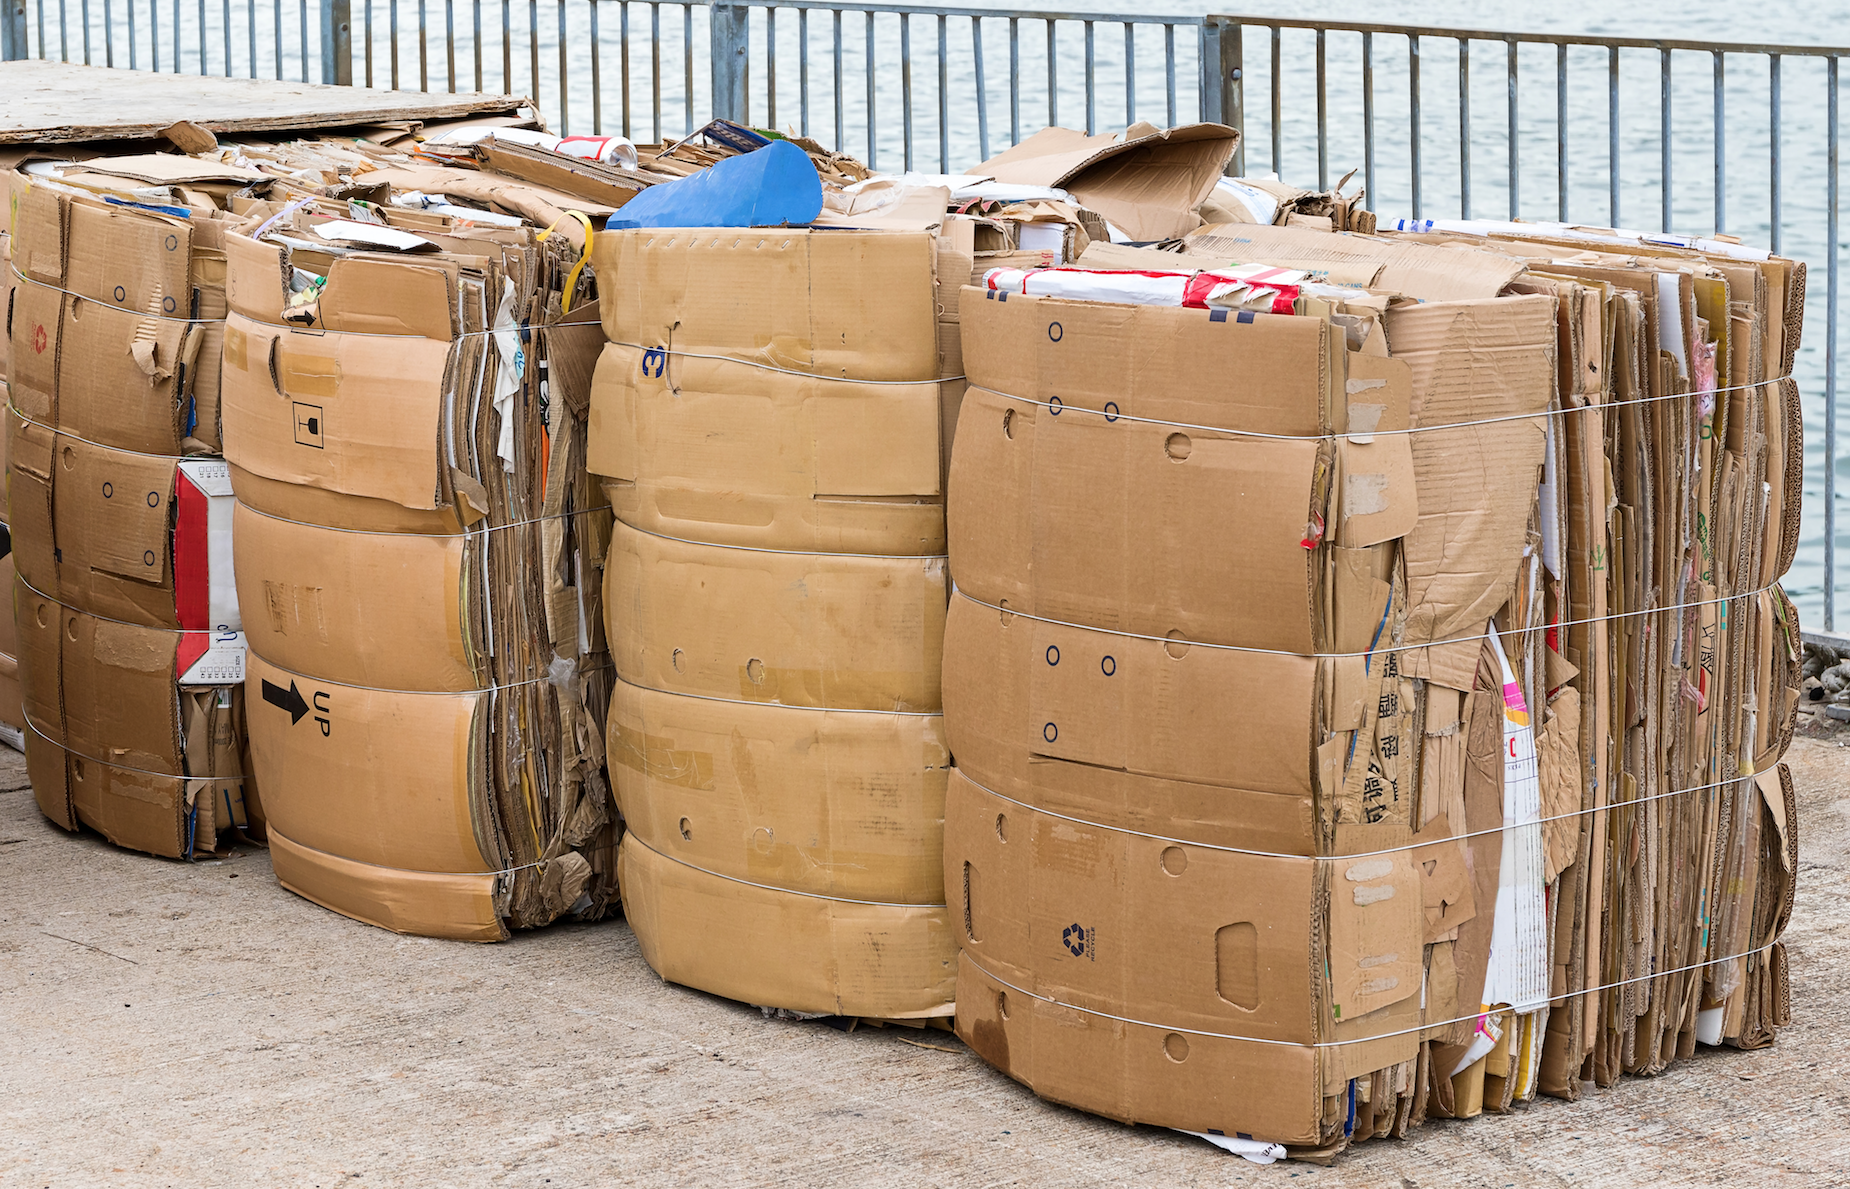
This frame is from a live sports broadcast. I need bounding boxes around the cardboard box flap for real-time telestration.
[974,123,1239,242]
[66,155,270,185]
[56,439,174,585]
[321,256,459,340]
[1183,224,1525,301]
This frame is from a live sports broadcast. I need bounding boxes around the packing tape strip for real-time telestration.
[7,263,226,325]
[603,340,965,387]
[624,830,948,909]
[23,713,249,782]
[234,498,606,539]
[956,767,1766,864]
[250,650,615,698]
[611,670,943,718]
[619,517,948,561]
[972,372,1792,443]
[951,577,1792,661]
[961,939,1787,1051]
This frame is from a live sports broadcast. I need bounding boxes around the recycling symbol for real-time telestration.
[1062,923,1087,957]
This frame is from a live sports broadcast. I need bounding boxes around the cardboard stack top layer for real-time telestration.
[208,139,617,941]
[942,216,1802,1153]
[7,154,261,858]
[588,223,974,1019]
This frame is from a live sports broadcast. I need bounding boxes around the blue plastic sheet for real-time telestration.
[608,138,823,229]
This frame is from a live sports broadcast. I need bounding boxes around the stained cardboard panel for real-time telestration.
[6,270,62,423]
[606,519,947,712]
[232,500,476,693]
[268,827,508,942]
[588,341,946,554]
[1335,353,1419,549]
[960,288,1333,438]
[220,312,452,514]
[1385,296,1555,648]
[609,676,948,903]
[619,830,957,1019]
[244,650,493,877]
[949,384,1325,653]
[59,608,183,779]
[942,591,1317,803]
[593,229,940,382]
[14,576,73,828]
[1327,822,1422,1023]
[56,436,173,586]
[955,953,1327,1146]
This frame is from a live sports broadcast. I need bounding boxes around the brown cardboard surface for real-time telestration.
[268,826,507,942]
[947,383,1326,653]
[244,648,493,878]
[0,555,21,735]
[606,519,946,712]
[618,830,957,1019]
[941,589,1317,806]
[589,341,945,555]
[608,676,947,903]
[592,229,940,382]
[220,312,452,515]
[973,123,1239,243]
[8,409,185,629]
[947,769,1318,1041]
[959,287,1334,438]
[232,500,476,692]
[1384,296,1555,654]
[16,575,247,857]
[954,954,1326,1145]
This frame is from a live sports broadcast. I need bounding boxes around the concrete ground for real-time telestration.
[2,727,1847,1189]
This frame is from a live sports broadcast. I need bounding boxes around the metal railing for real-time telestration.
[1,3,1846,635]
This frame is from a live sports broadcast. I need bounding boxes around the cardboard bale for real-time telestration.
[218,164,618,937]
[0,553,22,748]
[7,156,255,857]
[592,225,963,1018]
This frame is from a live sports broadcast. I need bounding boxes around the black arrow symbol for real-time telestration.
[262,678,309,725]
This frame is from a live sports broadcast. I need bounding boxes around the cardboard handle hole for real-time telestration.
[1001,408,1014,439]
[1160,845,1188,876]
[995,990,1010,1020]
[1165,432,1192,461]
[671,647,685,673]
[677,817,692,841]
[994,813,1008,843]
[1162,1032,1190,1063]
[1163,631,1190,660]
[745,658,765,685]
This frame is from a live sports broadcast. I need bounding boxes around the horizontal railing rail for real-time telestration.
[1,4,1845,634]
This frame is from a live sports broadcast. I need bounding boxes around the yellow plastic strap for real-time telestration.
[536,210,595,313]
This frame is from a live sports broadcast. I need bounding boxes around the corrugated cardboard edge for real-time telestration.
[269,826,508,942]
[618,831,956,1020]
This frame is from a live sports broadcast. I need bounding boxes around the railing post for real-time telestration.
[1,0,28,60]
[1201,15,1240,174]
[321,0,353,84]
[712,1,750,124]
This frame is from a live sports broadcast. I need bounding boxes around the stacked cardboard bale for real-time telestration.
[6,155,260,856]
[942,222,1802,1152]
[215,140,617,940]
[0,221,21,747]
[589,224,971,1019]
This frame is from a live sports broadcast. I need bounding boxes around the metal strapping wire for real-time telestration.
[956,768,1768,864]
[951,578,1788,662]
[963,941,1784,1051]
[623,831,947,909]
